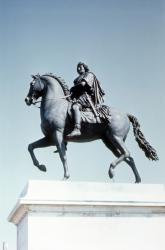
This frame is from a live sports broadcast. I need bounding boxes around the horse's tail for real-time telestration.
[128,114,159,161]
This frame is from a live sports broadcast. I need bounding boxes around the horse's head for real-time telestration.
[25,74,45,106]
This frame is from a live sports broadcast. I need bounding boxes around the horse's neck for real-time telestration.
[43,77,65,100]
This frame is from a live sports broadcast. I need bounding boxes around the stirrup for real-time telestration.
[67,125,81,137]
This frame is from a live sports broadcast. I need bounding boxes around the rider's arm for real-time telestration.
[70,83,85,99]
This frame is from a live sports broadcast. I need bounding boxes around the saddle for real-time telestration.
[67,103,111,124]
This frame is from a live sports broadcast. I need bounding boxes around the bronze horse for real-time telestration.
[25,74,158,182]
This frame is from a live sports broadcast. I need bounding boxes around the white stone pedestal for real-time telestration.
[9,181,165,250]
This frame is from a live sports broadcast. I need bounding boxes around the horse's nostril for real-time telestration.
[25,97,31,105]
[25,97,28,102]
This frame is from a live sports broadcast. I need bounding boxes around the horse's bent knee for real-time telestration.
[28,144,34,152]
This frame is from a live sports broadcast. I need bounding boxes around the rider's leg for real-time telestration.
[67,103,81,137]
[74,103,81,129]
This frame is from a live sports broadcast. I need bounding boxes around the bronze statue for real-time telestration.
[25,64,158,182]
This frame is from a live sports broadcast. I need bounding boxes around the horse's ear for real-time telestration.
[31,75,37,79]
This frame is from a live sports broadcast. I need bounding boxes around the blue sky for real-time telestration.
[0,0,165,249]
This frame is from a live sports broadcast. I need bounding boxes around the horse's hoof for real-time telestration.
[38,164,47,172]
[62,175,70,181]
[135,179,141,184]
[108,168,114,179]
[53,150,58,153]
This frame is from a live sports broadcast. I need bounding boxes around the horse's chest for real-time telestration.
[41,110,54,121]
[40,108,66,135]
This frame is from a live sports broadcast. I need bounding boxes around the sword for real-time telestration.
[85,92,100,122]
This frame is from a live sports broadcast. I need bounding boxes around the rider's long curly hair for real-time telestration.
[77,62,89,72]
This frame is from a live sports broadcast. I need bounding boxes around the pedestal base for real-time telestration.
[9,181,165,250]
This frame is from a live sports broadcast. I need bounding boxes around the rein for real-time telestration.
[32,94,71,108]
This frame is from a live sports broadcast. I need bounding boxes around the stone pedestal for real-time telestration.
[9,181,165,250]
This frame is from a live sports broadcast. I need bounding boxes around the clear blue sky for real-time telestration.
[0,0,164,249]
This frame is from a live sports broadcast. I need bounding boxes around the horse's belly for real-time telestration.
[66,123,106,142]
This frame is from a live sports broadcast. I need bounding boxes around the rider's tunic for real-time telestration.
[70,72,105,109]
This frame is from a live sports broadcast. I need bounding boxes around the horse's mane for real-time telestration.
[42,73,71,101]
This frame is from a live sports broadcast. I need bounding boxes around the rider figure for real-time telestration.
[67,62,105,137]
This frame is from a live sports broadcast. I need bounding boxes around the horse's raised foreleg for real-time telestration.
[28,137,53,172]
[53,130,70,180]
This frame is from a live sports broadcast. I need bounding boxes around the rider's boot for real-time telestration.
[67,104,81,137]
[67,123,81,137]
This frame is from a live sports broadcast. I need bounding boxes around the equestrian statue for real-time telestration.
[25,62,158,182]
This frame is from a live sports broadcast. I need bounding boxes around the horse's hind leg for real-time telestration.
[28,137,53,172]
[102,135,141,183]
[102,136,120,179]
[109,135,130,167]
[110,135,142,183]
[104,134,131,178]
[125,157,141,183]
